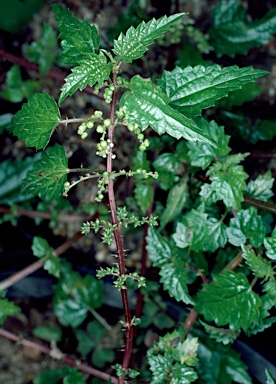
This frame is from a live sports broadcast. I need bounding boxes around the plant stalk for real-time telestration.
[106,69,133,383]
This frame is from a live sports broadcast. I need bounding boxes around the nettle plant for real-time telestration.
[2,2,276,384]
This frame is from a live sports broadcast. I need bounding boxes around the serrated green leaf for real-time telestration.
[0,154,41,204]
[241,245,274,279]
[209,0,276,57]
[160,261,193,304]
[171,364,198,384]
[148,354,172,384]
[9,92,60,150]
[59,54,112,104]
[204,216,228,253]
[160,176,188,230]
[226,207,266,247]
[53,261,103,328]
[196,271,261,331]
[113,13,185,63]
[0,298,21,325]
[52,4,100,66]
[146,227,173,267]
[246,171,274,202]
[134,182,154,214]
[172,209,208,252]
[200,154,249,210]
[264,227,276,261]
[187,119,230,169]
[21,144,68,202]
[120,75,215,145]
[0,65,39,103]
[33,326,62,342]
[158,65,267,117]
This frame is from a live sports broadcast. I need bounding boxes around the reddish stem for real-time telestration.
[106,69,133,383]
[0,328,118,383]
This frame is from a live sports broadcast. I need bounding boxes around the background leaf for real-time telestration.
[0,154,41,204]
[246,171,274,202]
[159,176,188,230]
[160,260,194,305]
[53,261,103,328]
[0,65,39,103]
[241,245,274,279]
[24,22,57,75]
[21,144,68,202]
[134,182,154,214]
[226,207,266,247]
[187,119,230,169]
[146,227,173,267]
[0,298,20,325]
[153,152,181,191]
[209,0,276,57]
[172,209,208,252]
[158,64,267,117]
[264,227,276,261]
[218,82,262,109]
[9,92,60,150]
[33,326,62,343]
[200,154,249,210]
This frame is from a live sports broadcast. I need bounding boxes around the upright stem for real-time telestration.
[107,69,133,382]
